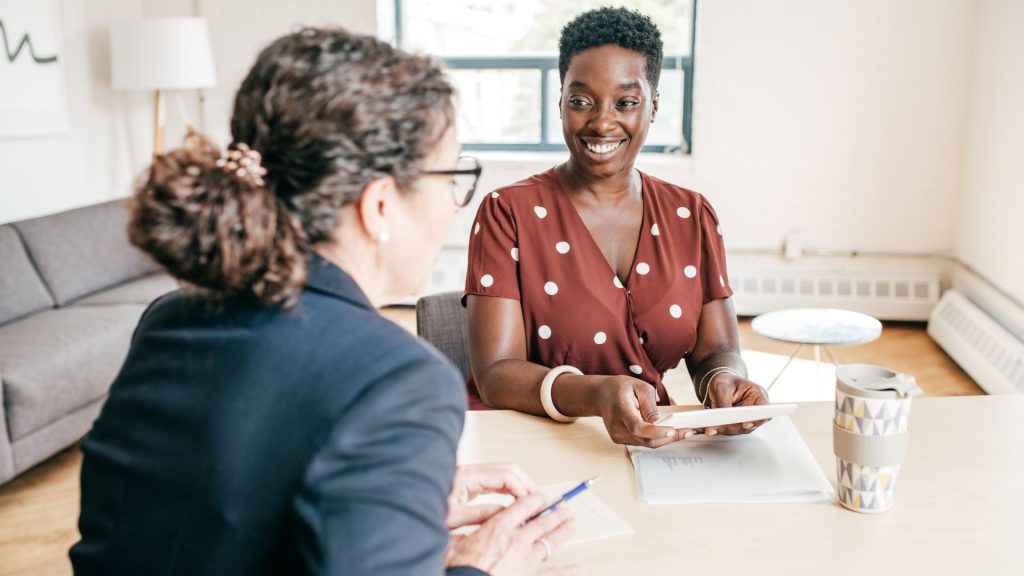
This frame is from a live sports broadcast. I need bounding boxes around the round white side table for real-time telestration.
[751,308,883,390]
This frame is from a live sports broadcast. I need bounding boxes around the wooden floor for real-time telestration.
[0,312,982,576]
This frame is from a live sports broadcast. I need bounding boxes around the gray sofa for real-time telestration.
[0,200,178,485]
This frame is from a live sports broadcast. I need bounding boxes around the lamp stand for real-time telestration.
[152,89,164,157]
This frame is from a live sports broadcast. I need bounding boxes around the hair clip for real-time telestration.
[215,143,268,187]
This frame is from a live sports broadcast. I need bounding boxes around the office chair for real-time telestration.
[415,291,472,381]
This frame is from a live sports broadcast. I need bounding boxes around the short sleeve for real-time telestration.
[463,193,520,303]
[699,197,734,304]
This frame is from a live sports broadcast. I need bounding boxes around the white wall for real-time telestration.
[3,0,1018,313]
[446,0,980,258]
[196,0,377,147]
[955,0,1024,305]
[689,0,977,254]
[0,0,152,223]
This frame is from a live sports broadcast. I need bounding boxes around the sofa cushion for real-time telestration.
[12,200,156,306]
[0,225,55,325]
[11,397,106,477]
[0,304,147,441]
[72,273,179,306]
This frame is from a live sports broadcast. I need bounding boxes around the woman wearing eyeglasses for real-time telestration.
[70,28,578,576]
[464,8,769,447]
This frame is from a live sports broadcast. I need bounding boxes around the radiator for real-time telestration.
[412,254,943,322]
[927,290,1024,395]
[730,272,941,321]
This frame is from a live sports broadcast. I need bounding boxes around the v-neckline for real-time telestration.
[547,168,648,290]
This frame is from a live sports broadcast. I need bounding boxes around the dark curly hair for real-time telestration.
[558,7,664,90]
[128,27,455,306]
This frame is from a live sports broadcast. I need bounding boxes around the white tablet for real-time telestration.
[654,404,797,430]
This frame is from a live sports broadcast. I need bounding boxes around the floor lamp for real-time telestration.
[110,18,216,157]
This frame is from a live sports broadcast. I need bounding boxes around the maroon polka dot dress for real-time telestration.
[463,168,733,410]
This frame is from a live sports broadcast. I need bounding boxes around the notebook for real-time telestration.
[452,481,633,545]
[628,416,835,504]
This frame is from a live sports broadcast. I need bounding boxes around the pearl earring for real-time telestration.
[378,229,390,243]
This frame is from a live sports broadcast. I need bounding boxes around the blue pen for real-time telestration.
[527,475,602,522]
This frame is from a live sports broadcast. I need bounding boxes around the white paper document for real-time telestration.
[453,481,633,545]
[628,416,835,504]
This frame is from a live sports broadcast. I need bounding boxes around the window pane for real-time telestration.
[545,69,562,145]
[403,0,692,57]
[451,69,541,144]
[545,68,685,149]
[646,69,685,148]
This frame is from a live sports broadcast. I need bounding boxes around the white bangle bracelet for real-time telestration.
[540,365,583,423]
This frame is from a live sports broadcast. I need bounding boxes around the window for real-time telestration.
[382,0,696,153]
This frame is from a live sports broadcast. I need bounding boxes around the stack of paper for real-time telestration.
[628,416,835,504]
[453,481,633,545]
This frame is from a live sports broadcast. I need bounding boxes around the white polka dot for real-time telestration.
[474,222,480,235]
[613,276,624,289]
[651,223,660,237]
[594,331,607,345]
[629,365,643,375]
[534,206,548,219]
[538,325,552,339]
[555,241,571,254]
[481,274,494,287]
[544,281,559,296]
[676,207,691,219]
[491,192,500,199]
[510,247,519,262]
[717,224,723,235]
[636,262,651,275]
[720,275,726,287]
[669,304,683,319]
[684,265,697,278]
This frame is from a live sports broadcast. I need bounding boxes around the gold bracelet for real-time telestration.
[698,367,742,408]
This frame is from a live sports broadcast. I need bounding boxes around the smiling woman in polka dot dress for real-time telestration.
[463,7,770,448]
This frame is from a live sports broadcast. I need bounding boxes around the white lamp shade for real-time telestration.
[110,18,216,90]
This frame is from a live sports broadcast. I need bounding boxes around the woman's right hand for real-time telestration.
[593,376,694,447]
[445,493,581,575]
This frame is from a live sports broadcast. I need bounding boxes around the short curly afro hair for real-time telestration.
[558,7,664,91]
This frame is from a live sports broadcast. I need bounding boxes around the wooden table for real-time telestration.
[458,396,1024,575]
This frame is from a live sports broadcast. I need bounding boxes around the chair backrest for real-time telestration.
[416,291,471,381]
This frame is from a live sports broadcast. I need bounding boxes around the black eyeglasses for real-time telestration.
[421,156,482,208]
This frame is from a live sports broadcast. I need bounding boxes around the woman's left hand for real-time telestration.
[702,373,770,436]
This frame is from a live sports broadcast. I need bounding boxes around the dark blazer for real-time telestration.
[71,254,486,576]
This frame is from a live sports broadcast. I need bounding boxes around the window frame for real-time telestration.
[393,0,697,154]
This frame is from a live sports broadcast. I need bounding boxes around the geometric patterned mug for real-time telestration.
[834,364,922,513]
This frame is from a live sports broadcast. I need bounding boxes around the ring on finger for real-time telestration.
[539,537,551,562]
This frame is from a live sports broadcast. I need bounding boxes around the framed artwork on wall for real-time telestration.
[0,0,69,139]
